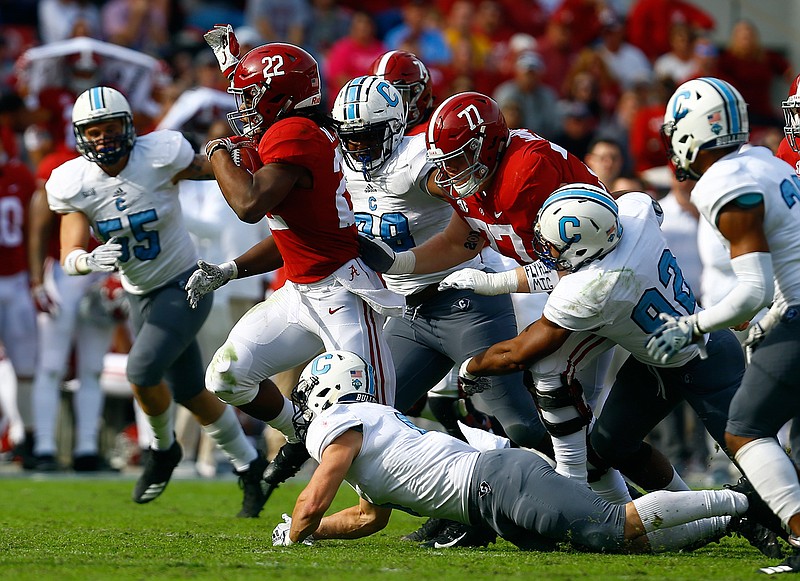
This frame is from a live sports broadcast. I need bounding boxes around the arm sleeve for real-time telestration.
[695,252,774,332]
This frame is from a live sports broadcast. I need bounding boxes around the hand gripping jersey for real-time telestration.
[542,192,702,369]
[447,129,603,264]
[257,117,359,284]
[346,133,482,295]
[46,130,198,295]
[691,144,800,307]
[306,402,479,522]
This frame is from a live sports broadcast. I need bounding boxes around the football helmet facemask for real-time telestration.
[782,73,800,153]
[332,75,406,180]
[661,77,749,181]
[533,183,623,273]
[370,50,433,130]
[72,86,136,166]
[227,43,321,138]
[426,92,509,200]
[291,351,377,442]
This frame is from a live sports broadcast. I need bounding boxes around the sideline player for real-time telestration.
[271,350,757,554]
[47,86,267,517]
[185,27,402,500]
[650,76,800,574]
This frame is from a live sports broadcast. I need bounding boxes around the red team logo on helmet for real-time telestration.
[370,50,433,129]
[227,43,322,138]
[426,92,509,199]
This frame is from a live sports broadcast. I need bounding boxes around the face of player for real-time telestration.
[83,119,125,157]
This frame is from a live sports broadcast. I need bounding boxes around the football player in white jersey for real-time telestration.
[46,86,269,517]
[443,184,782,557]
[270,350,759,554]
[333,75,553,546]
[650,77,800,573]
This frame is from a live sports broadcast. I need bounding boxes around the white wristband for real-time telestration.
[387,250,417,275]
[64,249,90,275]
[487,269,519,294]
[459,357,477,380]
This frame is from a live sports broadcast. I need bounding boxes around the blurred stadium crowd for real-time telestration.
[0,0,794,479]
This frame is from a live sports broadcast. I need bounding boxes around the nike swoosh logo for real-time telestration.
[433,533,467,548]
[493,211,502,218]
[328,306,345,315]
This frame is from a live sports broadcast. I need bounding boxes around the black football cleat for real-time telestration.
[401,517,445,542]
[728,515,784,559]
[132,440,182,504]
[725,477,788,541]
[262,441,311,500]
[236,451,269,518]
[421,520,497,549]
[760,554,800,575]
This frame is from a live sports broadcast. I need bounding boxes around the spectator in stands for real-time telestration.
[596,13,652,91]
[584,136,625,190]
[653,23,697,85]
[687,37,720,80]
[38,0,101,45]
[305,0,352,62]
[550,0,604,52]
[717,20,792,130]
[101,0,170,55]
[535,12,576,98]
[245,0,312,47]
[561,48,621,121]
[442,0,492,72]
[493,51,561,140]
[324,11,386,108]
[595,89,640,171]
[629,77,674,174]
[626,0,715,63]
[553,100,597,161]
[384,0,451,67]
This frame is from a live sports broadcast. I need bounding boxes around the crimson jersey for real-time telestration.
[0,160,36,275]
[36,144,81,260]
[448,129,603,264]
[776,137,800,177]
[258,116,358,283]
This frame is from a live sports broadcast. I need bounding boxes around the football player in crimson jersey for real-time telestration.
[0,139,38,465]
[777,73,800,175]
[50,86,267,516]
[187,29,402,498]
[370,50,435,136]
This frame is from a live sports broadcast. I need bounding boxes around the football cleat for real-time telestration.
[132,440,182,504]
[262,441,311,500]
[728,515,784,559]
[760,554,800,575]
[34,454,59,472]
[725,477,788,541]
[401,517,445,542]
[421,520,497,549]
[235,451,269,518]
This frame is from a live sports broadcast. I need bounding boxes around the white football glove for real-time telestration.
[438,268,518,295]
[203,24,240,79]
[81,237,123,273]
[645,312,702,365]
[744,303,783,362]
[457,358,491,396]
[185,260,237,309]
[271,513,314,546]
[204,135,254,161]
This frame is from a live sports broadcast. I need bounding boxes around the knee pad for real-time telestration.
[529,372,593,438]
[205,346,258,407]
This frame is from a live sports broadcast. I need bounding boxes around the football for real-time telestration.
[230,140,263,174]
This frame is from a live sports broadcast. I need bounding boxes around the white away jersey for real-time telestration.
[543,192,701,368]
[47,130,198,295]
[347,133,481,295]
[691,144,800,306]
[305,402,479,522]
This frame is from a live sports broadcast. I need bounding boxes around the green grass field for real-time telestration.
[0,476,782,581]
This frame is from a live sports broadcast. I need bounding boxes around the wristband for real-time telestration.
[459,358,477,380]
[64,249,90,275]
[206,142,230,161]
[387,250,416,275]
[221,260,239,280]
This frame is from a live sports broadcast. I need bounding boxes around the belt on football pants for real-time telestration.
[405,283,444,308]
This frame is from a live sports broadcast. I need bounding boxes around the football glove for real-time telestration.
[645,312,702,365]
[203,24,240,79]
[75,237,122,273]
[744,303,783,362]
[438,268,518,295]
[272,513,314,546]
[204,135,254,161]
[457,358,491,396]
[185,260,237,309]
[30,283,60,316]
